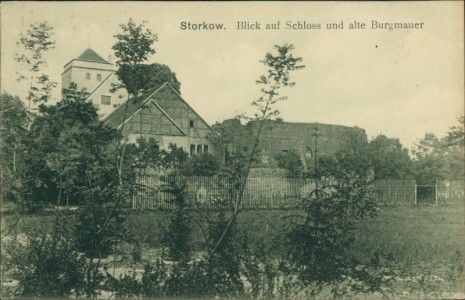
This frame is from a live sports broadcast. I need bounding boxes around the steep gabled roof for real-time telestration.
[76,48,110,64]
[103,82,211,133]
[102,84,165,128]
[164,84,211,130]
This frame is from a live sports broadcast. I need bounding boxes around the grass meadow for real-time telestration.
[2,203,464,298]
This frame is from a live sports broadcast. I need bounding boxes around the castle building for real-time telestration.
[62,48,211,154]
[61,48,128,117]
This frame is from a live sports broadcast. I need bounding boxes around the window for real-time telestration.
[101,95,111,105]
[189,120,194,128]
[197,145,202,155]
[203,145,209,154]
[190,144,195,156]
[86,73,91,80]
[97,74,102,81]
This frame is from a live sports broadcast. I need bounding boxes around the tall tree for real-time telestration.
[116,63,181,95]
[0,93,28,204]
[111,19,158,185]
[445,115,464,147]
[15,21,57,122]
[368,134,412,179]
[211,44,304,255]
[25,84,120,207]
[411,120,464,184]
[112,19,157,66]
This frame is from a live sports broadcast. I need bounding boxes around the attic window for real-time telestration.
[189,120,194,128]
[97,74,102,81]
[86,73,91,80]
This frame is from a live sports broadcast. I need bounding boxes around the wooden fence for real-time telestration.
[133,176,319,209]
[373,180,416,205]
[131,176,465,209]
[436,180,464,204]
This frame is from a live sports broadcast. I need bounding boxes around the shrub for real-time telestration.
[164,255,244,298]
[7,213,86,298]
[159,178,191,263]
[105,268,142,299]
[74,206,126,259]
[275,150,303,178]
[283,176,379,295]
[181,153,220,176]
[141,260,168,297]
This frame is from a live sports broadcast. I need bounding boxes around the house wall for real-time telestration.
[121,87,211,155]
[62,60,115,93]
[86,74,128,118]
[122,102,184,137]
[152,86,211,140]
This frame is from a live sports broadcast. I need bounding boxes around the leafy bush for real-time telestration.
[141,260,168,297]
[160,206,191,262]
[163,255,244,298]
[275,150,303,178]
[74,206,127,259]
[159,178,191,263]
[7,214,86,298]
[181,153,220,176]
[105,268,142,299]
[283,176,379,295]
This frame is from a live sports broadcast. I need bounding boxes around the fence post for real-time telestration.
[414,181,417,205]
[435,180,438,206]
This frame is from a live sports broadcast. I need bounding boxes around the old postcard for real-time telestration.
[1,1,464,299]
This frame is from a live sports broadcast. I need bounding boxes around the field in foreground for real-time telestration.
[1,203,464,298]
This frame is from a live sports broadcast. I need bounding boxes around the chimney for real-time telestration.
[108,55,114,64]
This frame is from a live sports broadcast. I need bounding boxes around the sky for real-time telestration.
[1,1,463,149]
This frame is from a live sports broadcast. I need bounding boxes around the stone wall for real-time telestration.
[249,120,367,168]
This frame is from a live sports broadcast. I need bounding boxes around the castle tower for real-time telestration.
[62,48,127,117]
[62,48,115,92]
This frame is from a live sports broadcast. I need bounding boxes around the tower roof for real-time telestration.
[76,48,109,64]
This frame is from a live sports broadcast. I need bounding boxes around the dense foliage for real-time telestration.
[208,117,256,178]
[24,84,121,207]
[411,121,464,184]
[368,134,413,179]
[116,63,181,95]
[275,150,303,178]
[0,93,28,204]
[6,214,86,298]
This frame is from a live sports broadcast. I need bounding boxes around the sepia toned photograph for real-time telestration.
[1,1,464,299]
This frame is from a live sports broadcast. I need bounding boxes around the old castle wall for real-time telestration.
[249,121,367,168]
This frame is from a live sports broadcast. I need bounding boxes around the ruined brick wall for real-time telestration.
[249,121,367,168]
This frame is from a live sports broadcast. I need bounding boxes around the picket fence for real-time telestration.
[132,176,464,209]
[436,180,465,204]
[133,176,317,209]
[373,180,416,205]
